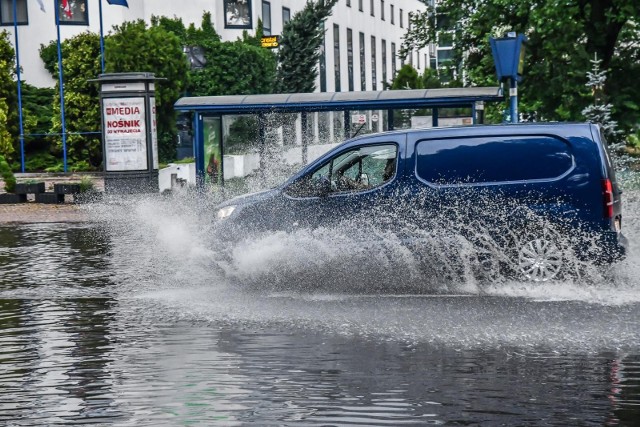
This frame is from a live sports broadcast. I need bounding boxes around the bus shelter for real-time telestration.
[174,87,503,186]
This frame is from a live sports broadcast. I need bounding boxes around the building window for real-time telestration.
[0,0,28,25]
[358,0,363,12]
[282,7,290,25]
[371,36,377,91]
[390,4,394,25]
[391,42,396,76]
[399,8,403,28]
[381,0,385,20]
[417,51,420,69]
[359,32,366,91]
[346,0,351,6]
[56,0,88,25]
[333,24,341,92]
[381,39,387,84]
[320,23,327,92]
[224,0,252,29]
[370,0,374,16]
[262,1,271,35]
[347,28,354,91]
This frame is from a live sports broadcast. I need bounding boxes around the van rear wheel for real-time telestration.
[514,228,567,282]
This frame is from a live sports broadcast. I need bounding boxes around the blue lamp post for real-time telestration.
[489,33,527,123]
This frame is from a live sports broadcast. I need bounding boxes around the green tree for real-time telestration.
[401,0,640,129]
[188,41,276,96]
[582,54,620,142]
[421,68,442,89]
[0,30,18,161]
[21,84,56,171]
[0,99,13,157]
[0,153,15,192]
[391,64,423,90]
[106,20,190,162]
[41,32,102,170]
[156,14,276,97]
[276,0,338,93]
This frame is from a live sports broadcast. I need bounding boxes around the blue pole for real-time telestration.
[99,0,105,73]
[54,0,68,172]
[12,0,25,172]
[510,78,518,124]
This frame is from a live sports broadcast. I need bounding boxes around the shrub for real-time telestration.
[0,154,16,192]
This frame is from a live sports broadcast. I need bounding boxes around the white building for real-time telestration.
[2,0,429,92]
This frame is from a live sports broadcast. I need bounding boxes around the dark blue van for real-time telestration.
[215,123,627,282]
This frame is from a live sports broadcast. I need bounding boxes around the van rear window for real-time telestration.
[416,136,573,185]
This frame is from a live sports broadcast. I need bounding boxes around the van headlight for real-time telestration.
[216,205,236,220]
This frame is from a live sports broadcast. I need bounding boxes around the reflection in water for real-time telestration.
[0,181,638,424]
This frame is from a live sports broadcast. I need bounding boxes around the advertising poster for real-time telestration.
[103,97,148,171]
[150,97,159,169]
[203,117,222,186]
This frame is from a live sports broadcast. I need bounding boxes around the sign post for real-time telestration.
[96,73,160,193]
[489,33,527,123]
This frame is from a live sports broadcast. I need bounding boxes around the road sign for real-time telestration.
[351,114,367,125]
[371,113,379,122]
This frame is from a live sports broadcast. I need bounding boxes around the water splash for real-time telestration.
[89,174,640,307]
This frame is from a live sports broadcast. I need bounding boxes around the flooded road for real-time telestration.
[1,184,639,425]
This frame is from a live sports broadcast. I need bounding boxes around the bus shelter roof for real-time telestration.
[174,87,503,115]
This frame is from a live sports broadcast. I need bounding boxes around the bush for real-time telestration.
[0,154,16,192]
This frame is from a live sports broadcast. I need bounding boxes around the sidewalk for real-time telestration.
[0,203,89,224]
[0,173,103,223]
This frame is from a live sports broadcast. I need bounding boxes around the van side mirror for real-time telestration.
[315,176,332,197]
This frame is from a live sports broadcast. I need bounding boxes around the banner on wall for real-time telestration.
[103,97,148,171]
[203,117,222,186]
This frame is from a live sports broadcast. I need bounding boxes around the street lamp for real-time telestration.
[489,32,527,123]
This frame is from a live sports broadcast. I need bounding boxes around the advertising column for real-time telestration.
[97,73,159,193]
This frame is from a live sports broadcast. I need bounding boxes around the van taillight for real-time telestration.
[602,179,614,218]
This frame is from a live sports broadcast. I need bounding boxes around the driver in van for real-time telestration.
[336,157,396,191]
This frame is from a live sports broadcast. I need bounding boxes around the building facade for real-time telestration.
[2,0,429,92]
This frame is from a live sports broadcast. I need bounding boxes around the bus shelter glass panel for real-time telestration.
[203,116,223,187]
[390,107,474,129]
[392,108,429,130]
[316,111,332,145]
[437,107,474,127]
[333,111,345,143]
[347,110,382,138]
[223,114,259,155]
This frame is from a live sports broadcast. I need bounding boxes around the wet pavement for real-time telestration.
[0,188,639,425]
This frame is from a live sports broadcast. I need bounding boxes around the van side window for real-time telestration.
[286,143,398,197]
[416,136,573,185]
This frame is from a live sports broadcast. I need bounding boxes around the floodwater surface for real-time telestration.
[0,182,639,425]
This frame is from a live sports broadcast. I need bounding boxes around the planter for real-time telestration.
[54,183,82,195]
[35,192,65,204]
[0,193,27,204]
[15,182,45,195]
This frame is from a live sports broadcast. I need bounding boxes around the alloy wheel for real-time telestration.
[517,235,564,282]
